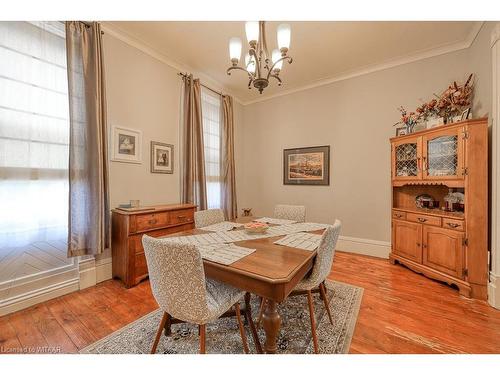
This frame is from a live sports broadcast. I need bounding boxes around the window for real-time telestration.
[0,22,69,249]
[201,88,222,209]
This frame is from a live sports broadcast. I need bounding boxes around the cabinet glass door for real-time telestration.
[423,128,464,180]
[392,137,421,180]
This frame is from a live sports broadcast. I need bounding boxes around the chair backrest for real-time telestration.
[273,204,306,222]
[307,220,342,286]
[142,235,210,323]
[194,208,225,228]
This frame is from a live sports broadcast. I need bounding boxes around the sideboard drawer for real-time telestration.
[134,212,169,232]
[130,224,195,254]
[406,212,441,227]
[442,218,465,231]
[392,210,406,220]
[169,209,194,225]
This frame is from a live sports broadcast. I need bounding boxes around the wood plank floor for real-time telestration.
[1,251,500,354]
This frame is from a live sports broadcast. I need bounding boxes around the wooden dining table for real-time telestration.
[159,216,320,354]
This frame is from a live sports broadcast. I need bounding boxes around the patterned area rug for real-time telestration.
[81,280,363,354]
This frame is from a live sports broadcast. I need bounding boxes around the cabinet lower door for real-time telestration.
[422,226,465,279]
[392,220,422,263]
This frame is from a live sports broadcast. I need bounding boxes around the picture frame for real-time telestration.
[460,108,471,121]
[150,141,174,174]
[396,127,408,136]
[111,126,142,164]
[283,145,330,186]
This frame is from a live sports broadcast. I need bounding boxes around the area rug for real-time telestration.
[81,280,363,354]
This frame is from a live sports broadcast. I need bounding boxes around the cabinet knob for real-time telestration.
[417,217,427,223]
[148,219,157,225]
[447,223,459,228]
[416,242,421,247]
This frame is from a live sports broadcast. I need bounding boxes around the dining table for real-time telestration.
[159,216,322,354]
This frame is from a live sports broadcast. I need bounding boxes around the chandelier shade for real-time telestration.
[227,21,293,94]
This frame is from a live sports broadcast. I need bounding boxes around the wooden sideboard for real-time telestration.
[112,203,196,288]
[389,118,488,299]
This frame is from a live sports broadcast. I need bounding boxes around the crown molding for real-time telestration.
[100,22,244,105]
[242,21,485,106]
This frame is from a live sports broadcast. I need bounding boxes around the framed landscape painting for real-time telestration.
[283,145,330,186]
[111,126,142,164]
[150,141,174,174]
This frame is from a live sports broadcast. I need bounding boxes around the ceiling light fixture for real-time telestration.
[227,21,293,94]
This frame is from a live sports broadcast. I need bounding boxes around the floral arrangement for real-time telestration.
[394,74,474,132]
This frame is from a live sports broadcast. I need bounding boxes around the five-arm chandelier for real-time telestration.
[227,21,293,94]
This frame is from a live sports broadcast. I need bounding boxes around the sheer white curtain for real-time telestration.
[0,22,69,249]
[201,88,222,209]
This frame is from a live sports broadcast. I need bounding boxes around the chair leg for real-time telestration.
[256,297,266,329]
[306,290,319,354]
[319,282,334,325]
[199,324,206,354]
[151,311,168,354]
[235,303,249,353]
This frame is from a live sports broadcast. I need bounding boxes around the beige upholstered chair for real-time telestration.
[273,204,306,222]
[257,220,341,353]
[194,208,225,228]
[142,235,249,354]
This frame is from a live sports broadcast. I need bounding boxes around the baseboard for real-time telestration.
[96,257,112,283]
[488,273,500,309]
[0,277,79,316]
[336,235,391,259]
[78,256,113,289]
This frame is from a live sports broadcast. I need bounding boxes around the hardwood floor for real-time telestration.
[1,251,500,354]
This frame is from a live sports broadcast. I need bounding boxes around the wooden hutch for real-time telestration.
[389,118,488,299]
[112,203,196,288]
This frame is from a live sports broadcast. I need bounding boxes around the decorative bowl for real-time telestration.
[244,222,269,234]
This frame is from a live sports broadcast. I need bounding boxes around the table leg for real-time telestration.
[163,313,172,336]
[244,292,263,354]
[262,299,281,354]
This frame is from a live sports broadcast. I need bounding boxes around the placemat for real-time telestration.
[254,217,297,225]
[274,232,323,251]
[197,244,256,265]
[200,221,244,232]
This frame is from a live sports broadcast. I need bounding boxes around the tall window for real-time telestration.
[201,88,222,209]
[0,22,69,249]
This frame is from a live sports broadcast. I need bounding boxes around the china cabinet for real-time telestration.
[389,118,488,299]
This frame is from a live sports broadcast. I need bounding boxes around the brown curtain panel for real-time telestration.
[181,75,207,210]
[66,21,110,257]
[221,95,238,220]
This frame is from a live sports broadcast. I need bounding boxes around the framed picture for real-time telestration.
[396,127,408,136]
[150,141,174,174]
[460,108,471,121]
[283,146,330,186]
[111,126,142,164]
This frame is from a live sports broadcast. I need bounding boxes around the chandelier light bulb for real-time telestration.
[277,23,291,54]
[272,49,283,71]
[245,21,259,46]
[229,37,242,64]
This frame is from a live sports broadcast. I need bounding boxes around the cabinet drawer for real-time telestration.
[392,210,406,220]
[169,209,194,225]
[135,212,169,232]
[442,218,465,231]
[406,212,441,227]
[130,224,194,254]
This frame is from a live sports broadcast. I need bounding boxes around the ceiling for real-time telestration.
[106,21,482,104]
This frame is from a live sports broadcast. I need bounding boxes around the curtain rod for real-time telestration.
[178,72,224,97]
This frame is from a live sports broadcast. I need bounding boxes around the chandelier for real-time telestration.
[227,21,293,94]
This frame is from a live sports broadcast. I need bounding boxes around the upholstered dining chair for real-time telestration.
[194,208,225,228]
[257,220,341,353]
[142,235,249,354]
[273,204,306,222]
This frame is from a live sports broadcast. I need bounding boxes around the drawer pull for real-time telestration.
[394,213,403,218]
[446,222,460,228]
[417,217,427,223]
[416,242,421,247]
[177,215,187,219]
[148,219,158,225]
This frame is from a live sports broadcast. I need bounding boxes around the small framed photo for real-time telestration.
[396,127,407,136]
[111,126,142,164]
[460,108,471,121]
[151,141,174,174]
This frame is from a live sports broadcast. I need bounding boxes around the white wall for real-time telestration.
[237,24,493,252]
